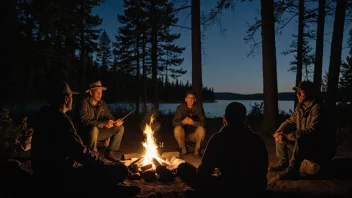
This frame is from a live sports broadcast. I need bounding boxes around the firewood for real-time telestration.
[122,153,142,160]
[140,164,152,171]
[143,171,157,182]
[128,172,141,180]
[160,151,180,160]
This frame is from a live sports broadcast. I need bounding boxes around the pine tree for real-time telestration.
[97,30,112,71]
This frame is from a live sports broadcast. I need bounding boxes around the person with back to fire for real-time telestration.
[268,80,336,179]
[172,90,206,157]
[176,102,268,196]
[31,80,140,195]
[74,80,125,162]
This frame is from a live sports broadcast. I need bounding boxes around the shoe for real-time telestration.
[268,163,288,171]
[278,167,301,180]
[105,150,122,162]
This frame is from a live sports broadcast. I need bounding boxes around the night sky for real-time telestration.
[93,0,350,94]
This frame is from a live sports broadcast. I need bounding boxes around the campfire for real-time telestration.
[140,115,167,169]
[125,115,183,182]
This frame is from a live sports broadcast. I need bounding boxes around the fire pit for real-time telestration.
[122,115,184,183]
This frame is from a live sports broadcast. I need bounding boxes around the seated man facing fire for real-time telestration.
[177,102,268,196]
[172,90,206,157]
[74,80,125,162]
[268,80,336,179]
[31,80,140,195]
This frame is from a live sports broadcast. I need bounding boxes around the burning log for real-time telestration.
[140,164,153,172]
[152,158,174,182]
[122,153,142,160]
[143,171,157,182]
[128,172,141,180]
[160,151,180,160]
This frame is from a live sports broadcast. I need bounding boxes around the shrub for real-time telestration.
[0,109,33,157]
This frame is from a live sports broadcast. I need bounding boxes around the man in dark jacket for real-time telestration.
[31,81,140,195]
[75,80,125,161]
[268,80,336,179]
[177,102,268,196]
[172,90,206,157]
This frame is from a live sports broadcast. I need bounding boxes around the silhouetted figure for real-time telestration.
[269,80,336,179]
[31,81,140,196]
[172,90,206,157]
[177,102,268,196]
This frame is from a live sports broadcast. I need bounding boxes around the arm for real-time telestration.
[276,107,298,134]
[290,104,322,140]
[193,106,206,127]
[172,105,184,127]
[66,119,110,167]
[199,133,220,174]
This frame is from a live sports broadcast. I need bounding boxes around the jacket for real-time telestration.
[75,97,115,129]
[31,105,108,178]
[172,102,206,128]
[199,124,268,193]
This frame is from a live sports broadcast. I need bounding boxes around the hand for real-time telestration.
[273,131,285,142]
[114,118,123,127]
[105,120,115,128]
[182,117,191,125]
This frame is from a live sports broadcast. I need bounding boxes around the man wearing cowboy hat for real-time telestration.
[268,80,336,180]
[75,80,125,162]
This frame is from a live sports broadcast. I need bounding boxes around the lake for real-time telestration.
[5,100,294,118]
[109,100,294,118]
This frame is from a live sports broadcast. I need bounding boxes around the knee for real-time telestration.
[89,127,99,139]
[115,125,124,135]
[195,126,205,138]
[174,126,183,136]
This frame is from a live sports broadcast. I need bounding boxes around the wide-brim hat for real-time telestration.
[86,80,107,93]
[46,81,79,103]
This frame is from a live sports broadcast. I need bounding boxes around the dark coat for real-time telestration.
[31,105,108,179]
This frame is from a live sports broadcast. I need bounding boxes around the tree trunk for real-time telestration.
[80,0,87,93]
[327,0,347,108]
[313,0,326,93]
[191,0,203,104]
[261,0,279,136]
[295,0,304,107]
[151,1,159,109]
[135,39,140,116]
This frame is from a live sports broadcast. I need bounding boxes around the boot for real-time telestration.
[105,150,121,162]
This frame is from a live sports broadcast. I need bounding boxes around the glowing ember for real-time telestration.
[140,115,166,169]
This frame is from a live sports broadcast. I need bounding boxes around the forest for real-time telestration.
[0,0,352,136]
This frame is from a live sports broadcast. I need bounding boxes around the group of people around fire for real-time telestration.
[29,79,337,196]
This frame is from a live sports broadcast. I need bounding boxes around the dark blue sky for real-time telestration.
[93,0,349,94]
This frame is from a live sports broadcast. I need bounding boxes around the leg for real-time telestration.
[194,126,205,155]
[174,126,187,154]
[289,136,317,169]
[85,127,99,153]
[98,126,124,151]
[269,140,293,171]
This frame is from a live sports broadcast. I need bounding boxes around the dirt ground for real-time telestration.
[108,116,352,198]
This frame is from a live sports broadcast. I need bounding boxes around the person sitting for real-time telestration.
[177,102,268,196]
[74,80,125,161]
[172,90,206,157]
[268,80,336,179]
[31,80,140,195]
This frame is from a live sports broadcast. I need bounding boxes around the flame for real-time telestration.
[140,115,166,168]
